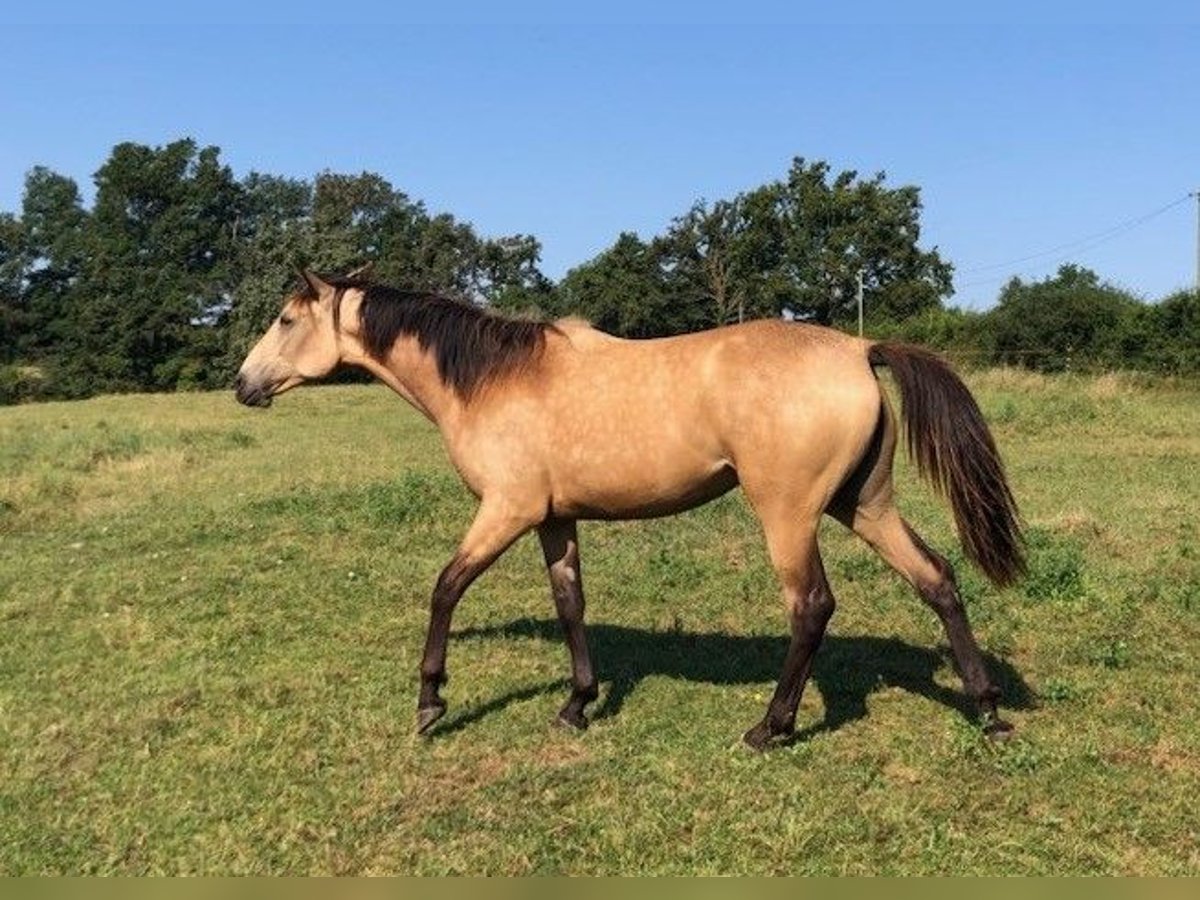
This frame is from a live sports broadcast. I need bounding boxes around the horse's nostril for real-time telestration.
[234,373,245,391]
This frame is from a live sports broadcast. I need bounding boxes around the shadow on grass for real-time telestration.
[444,618,1035,739]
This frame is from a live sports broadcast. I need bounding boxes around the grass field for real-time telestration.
[1,370,1198,874]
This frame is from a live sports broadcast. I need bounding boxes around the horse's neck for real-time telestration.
[356,339,460,427]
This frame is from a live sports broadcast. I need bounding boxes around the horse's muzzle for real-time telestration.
[234,373,274,408]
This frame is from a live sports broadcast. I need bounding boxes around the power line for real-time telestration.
[955,194,1193,289]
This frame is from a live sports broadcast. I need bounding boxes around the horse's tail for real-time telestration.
[868,341,1025,588]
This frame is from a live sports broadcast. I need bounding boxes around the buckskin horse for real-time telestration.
[235,271,1024,749]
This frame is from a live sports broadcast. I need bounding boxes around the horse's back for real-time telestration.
[573,319,879,444]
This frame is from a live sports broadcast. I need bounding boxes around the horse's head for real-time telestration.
[235,270,354,408]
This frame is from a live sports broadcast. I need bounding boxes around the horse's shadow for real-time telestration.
[445,618,1035,739]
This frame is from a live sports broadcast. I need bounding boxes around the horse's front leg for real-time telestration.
[537,518,599,729]
[416,502,537,734]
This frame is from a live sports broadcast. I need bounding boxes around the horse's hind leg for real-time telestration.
[743,515,835,750]
[537,518,598,729]
[840,504,1012,737]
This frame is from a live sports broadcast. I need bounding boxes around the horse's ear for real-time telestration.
[298,269,331,300]
[344,261,374,280]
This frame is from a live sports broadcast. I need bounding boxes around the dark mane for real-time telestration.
[316,276,552,399]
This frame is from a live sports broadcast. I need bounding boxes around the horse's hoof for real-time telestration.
[742,722,773,752]
[743,717,796,751]
[983,717,1015,741]
[416,701,447,735]
[555,709,589,731]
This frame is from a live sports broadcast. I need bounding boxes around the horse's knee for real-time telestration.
[792,581,835,634]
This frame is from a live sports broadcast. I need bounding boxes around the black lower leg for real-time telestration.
[416,560,470,734]
[556,673,599,730]
[552,578,597,730]
[539,520,598,731]
[555,607,598,730]
[744,581,835,750]
[920,560,1011,737]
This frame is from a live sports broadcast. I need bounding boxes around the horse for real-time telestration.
[235,270,1024,749]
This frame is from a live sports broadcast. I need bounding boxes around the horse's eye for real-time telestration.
[279,315,294,327]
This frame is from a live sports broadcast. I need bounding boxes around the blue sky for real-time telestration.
[2,22,1197,308]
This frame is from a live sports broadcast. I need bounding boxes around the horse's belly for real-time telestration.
[550,461,739,520]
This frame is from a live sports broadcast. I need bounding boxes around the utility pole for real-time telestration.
[1194,190,1200,294]
[856,269,865,337]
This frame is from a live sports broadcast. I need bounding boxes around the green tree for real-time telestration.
[564,158,952,336]
[2,168,91,361]
[986,265,1145,372]
[373,195,548,305]
[481,234,558,314]
[661,188,790,327]
[559,233,698,337]
[0,212,25,362]
[1146,288,1200,374]
[224,170,555,376]
[772,158,951,324]
[58,139,243,395]
[222,174,318,368]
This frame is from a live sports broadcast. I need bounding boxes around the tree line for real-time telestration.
[1,139,1196,403]
[874,264,1199,376]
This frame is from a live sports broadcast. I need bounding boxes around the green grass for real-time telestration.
[1,370,1198,874]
